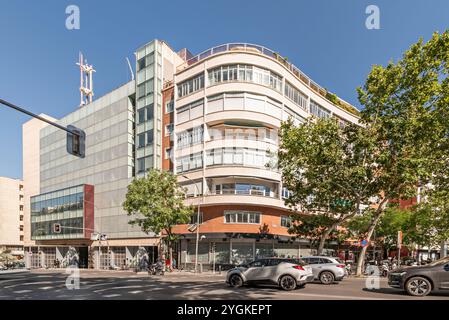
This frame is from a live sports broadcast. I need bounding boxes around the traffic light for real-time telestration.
[53,223,61,233]
[67,125,86,158]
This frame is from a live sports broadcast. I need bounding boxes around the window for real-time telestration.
[164,148,171,160]
[176,152,203,173]
[146,129,154,145]
[19,205,23,211]
[284,81,308,110]
[165,124,174,136]
[310,100,331,119]
[280,216,292,228]
[146,104,154,121]
[137,133,145,148]
[190,212,203,225]
[248,260,266,267]
[137,79,154,100]
[206,147,276,169]
[20,215,23,221]
[224,210,261,224]
[282,188,293,199]
[177,74,205,98]
[20,235,24,242]
[208,64,282,92]
[166,100,174,113]
[20,225,24,231]
[177,125,203,149]
[137,57,146,71]
[136,156,153,174]
[137,109,145,124]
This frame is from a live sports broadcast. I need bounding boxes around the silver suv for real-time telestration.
[302,256,346,284]
[226,258,314,291]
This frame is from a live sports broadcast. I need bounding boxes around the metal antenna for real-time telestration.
[76,52,96,107]
[126,57,135,81]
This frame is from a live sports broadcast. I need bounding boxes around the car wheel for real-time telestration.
[405,277,432,297]
[320,271,335,285]
[279,275,297,291]
[229,274,244,288]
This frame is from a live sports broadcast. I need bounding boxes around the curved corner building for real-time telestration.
[167,43,360,268]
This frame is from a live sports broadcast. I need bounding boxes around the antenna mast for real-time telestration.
[76,52,96,107]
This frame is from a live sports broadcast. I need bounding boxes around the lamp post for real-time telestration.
[182,175,202,273]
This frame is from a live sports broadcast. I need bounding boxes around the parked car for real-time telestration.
[301,256,346,284]
[388,256,449,297]
[226,258,314,291]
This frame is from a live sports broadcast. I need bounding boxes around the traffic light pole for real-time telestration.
[0,98,85,157]
[0,98,75,135]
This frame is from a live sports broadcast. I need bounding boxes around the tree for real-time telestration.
[355,31,449,274]
[278,117,378,255]
[123,169,193,268]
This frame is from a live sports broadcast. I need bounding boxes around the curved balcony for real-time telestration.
[184,192,286,209]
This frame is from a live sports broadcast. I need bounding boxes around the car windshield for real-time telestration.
[427,256,449,266]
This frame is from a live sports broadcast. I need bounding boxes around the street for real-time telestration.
[0,270,448,300]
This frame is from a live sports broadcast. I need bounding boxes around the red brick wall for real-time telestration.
[83,184,94,239]
[172,204,292,236]
[162,86,174,172]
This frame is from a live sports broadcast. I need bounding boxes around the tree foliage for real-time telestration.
[123,169,193,262]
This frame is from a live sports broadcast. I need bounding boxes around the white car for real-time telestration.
[226,258,314,291]
[301,256,347,284]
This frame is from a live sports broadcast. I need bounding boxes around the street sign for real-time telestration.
[361,239,368,247]
[397,231,403,248]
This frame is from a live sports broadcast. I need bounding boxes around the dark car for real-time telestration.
[388,256,449,296]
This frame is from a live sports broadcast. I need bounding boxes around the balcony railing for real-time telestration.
[176,43,359,117]
[211,189,277,198]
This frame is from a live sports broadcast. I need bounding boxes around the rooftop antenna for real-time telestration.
[126,57,134,81]
[76,52,95,107]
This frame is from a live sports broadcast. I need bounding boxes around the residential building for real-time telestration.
[0,176,24,256]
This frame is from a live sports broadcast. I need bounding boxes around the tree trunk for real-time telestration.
[355,200,388,276]
[317,223,338,255]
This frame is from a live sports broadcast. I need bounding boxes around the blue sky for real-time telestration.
[0,0,448,179]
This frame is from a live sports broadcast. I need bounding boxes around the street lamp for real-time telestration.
[182,175,202,273]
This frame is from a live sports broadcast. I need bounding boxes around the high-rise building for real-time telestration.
[23,41,359,269]
[0,176,24,257]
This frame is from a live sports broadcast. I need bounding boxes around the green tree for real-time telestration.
[279,118,378,255]
[355,31,449,274]
[123,169,193,268]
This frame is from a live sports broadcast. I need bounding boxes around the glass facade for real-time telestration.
[31,185,86,240]
[135,40,163,175]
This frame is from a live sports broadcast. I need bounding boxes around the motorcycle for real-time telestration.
[148,260,165,275]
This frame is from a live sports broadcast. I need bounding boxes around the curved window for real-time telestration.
[310,100,331,119]
[208,64,282,92]
[285,81,308,110]
[206,147,276,170]
[178,74,205,98]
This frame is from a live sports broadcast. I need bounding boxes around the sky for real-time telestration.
[0,0,448,179]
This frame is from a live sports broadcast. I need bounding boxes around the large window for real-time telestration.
[137,79,154,100]
[284,81,308,110]
[30,185,85,240]
[137,155,153,173]
[224,210,261,224]
[136,129,154,149]
[214,183,274,197]
[310,100,331,119]
[206,147,275,169]
[177,74,205,98]
[176,152,203,173]
[176,99,204,123]
[208,64,282,92]
[177,125,203,149]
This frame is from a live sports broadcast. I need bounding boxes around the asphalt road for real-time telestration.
[0,269,448,300]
